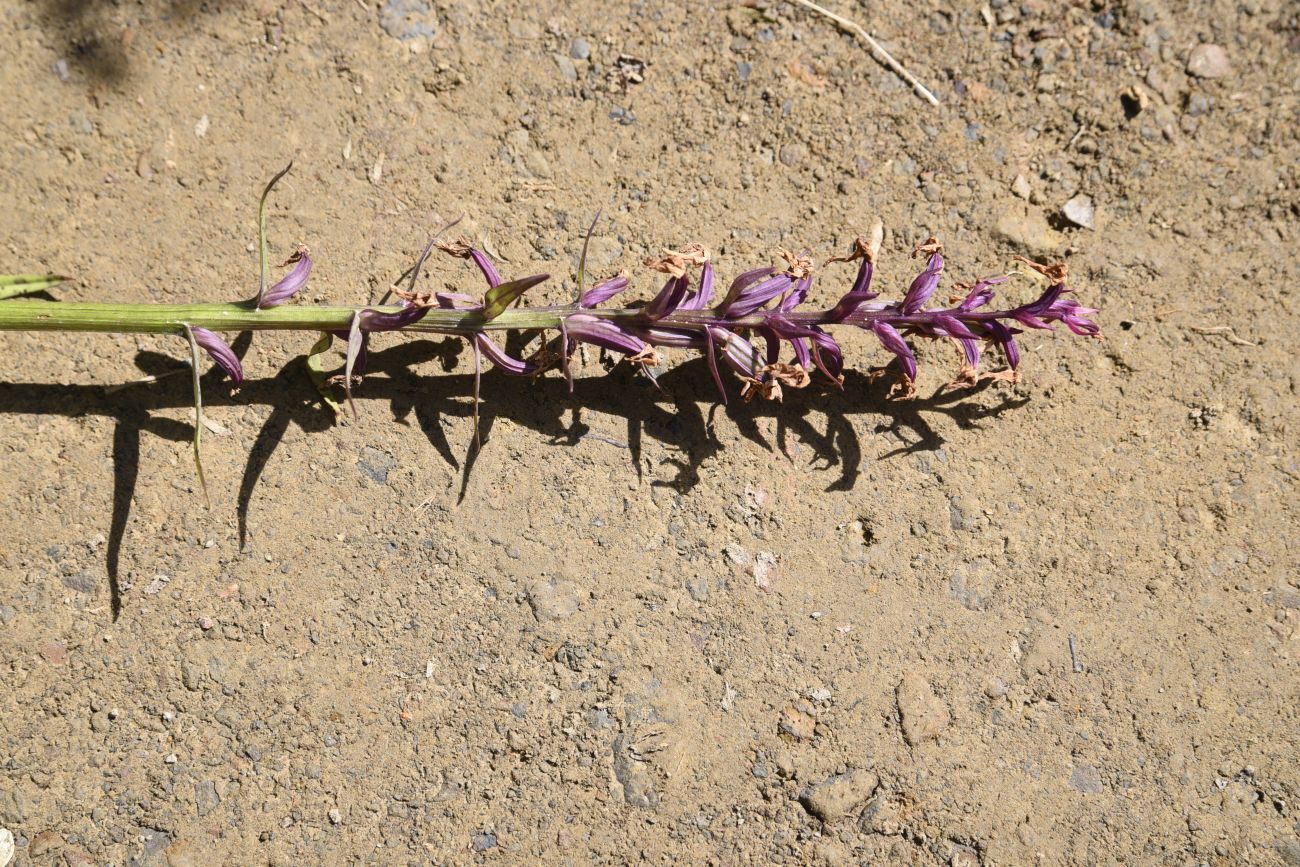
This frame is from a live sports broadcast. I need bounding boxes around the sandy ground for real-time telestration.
[0,0,1297,863]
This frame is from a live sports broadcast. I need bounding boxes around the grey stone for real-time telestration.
[779,142,808,167]
[569,38,591,60]
[896,673,950,745]
[525,579,581,621]
[1069,764,1104,794]
[471,832,497,852]
[379,0,437,41]
[612,735,660,808]
[357,447,395,484]
[62,572,97,595]
[799,770,879,822]
[1186,44,1232,79]
[1062,194,1096,229]
[194,781,220,816]
[553,54,577,82]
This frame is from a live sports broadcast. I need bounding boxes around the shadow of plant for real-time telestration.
[36,0,249,84]
[0,335,1027,619]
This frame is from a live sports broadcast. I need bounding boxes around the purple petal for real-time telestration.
[987,321,1021,369]
[725,266,776,299]
[1015,283,1067,320]
[808,329,844,381]
[779,274,813,312]
[579,275,629,308]
[760,329,784,366]
[191,327,243,386]
[871,321,917,381]
[934,314,978,340]
[721,273,794,318]
[469,249,502,289]
[564,313,648,357]
[680,262,716,311]
[957,276,1007,312]
[767,315,842,381]
[476,334,538,376]
[359,303,429,332]
[789,336,811,369]
[708,326,763,378]
[644,275,689,320]
[901,250,943,314]
[259,247,312,309]
[957,337,981,369]
[703,329,727,403]
[639,326,704,350]
[828,260,878,321]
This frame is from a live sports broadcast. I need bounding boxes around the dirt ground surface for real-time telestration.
[0,0,1297,863]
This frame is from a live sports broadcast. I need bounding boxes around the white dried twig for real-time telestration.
[788,0,941,107]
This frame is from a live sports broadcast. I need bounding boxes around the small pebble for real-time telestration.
[569,38,590,60]
[1186,43,1232,79]
[1062,194,1095,229]
[779,142,808,167]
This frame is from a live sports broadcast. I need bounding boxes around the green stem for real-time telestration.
[0,299,815,335]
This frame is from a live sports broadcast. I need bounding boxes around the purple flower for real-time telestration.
[720,251,809,318]
[720,272,795,318]
[827,247,879,321]
[718,265,776,309]
[191,327,243,387]
[766,314,844,382]
[564,313,653,359]
[778,273,813,313]
[476,334,538,375]
[358,302,430,332]
[708,326,763,378]
[871,321,917,381]
[679,261,715,311]
[1046,296,1100,336]
[986,321,1021,369]
[955,275,1007,312]
[259,246,312,308]
[644,275,689,320]
[579,275,629,308]
[901,238,943,314]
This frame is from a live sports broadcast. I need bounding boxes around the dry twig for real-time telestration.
[787,0,940,107]
[1189,325,1257,346]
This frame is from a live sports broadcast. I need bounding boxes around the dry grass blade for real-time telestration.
[788,0,940,107]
